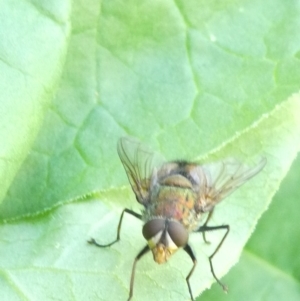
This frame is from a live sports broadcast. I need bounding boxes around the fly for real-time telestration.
[88,137,266,300]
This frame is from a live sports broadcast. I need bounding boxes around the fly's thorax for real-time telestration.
[142,218,189,264]
[156,161,201,186]
[160,174,193,188]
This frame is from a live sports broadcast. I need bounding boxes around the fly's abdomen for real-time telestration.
[147,186,200,230]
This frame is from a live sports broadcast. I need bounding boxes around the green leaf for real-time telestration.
[1,96,300,301]
[1,1,300,301]
[0,0,70,206]
[2,0,300,220]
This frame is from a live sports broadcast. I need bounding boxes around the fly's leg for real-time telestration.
[196,224,230,292]
[88,208,147,300]
[88,208,142,247]
[183,244,197,301]
[127,245,150,301]
[201,208,214,244]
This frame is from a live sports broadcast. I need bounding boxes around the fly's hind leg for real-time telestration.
[88,208,142,247]
[196,223,230,292]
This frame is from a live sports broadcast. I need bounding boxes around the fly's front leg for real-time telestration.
[183,244,197,301]
[127,245,150,301]
[196,224,230,292]
[88,208,142,247]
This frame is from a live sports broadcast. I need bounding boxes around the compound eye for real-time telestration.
[167,221,188,247]
[142,219,165,240]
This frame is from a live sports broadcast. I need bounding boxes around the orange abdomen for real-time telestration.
[148,186,199,230]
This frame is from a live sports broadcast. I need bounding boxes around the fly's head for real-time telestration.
[142,218,189,264]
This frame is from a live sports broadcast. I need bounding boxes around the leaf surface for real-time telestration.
[0,1,300,301]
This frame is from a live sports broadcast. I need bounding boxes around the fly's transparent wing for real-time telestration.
[117,137,162,205]
[200,157,267,211]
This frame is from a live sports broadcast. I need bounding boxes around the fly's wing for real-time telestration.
[117,137,162,205]
[198,157,267,212]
